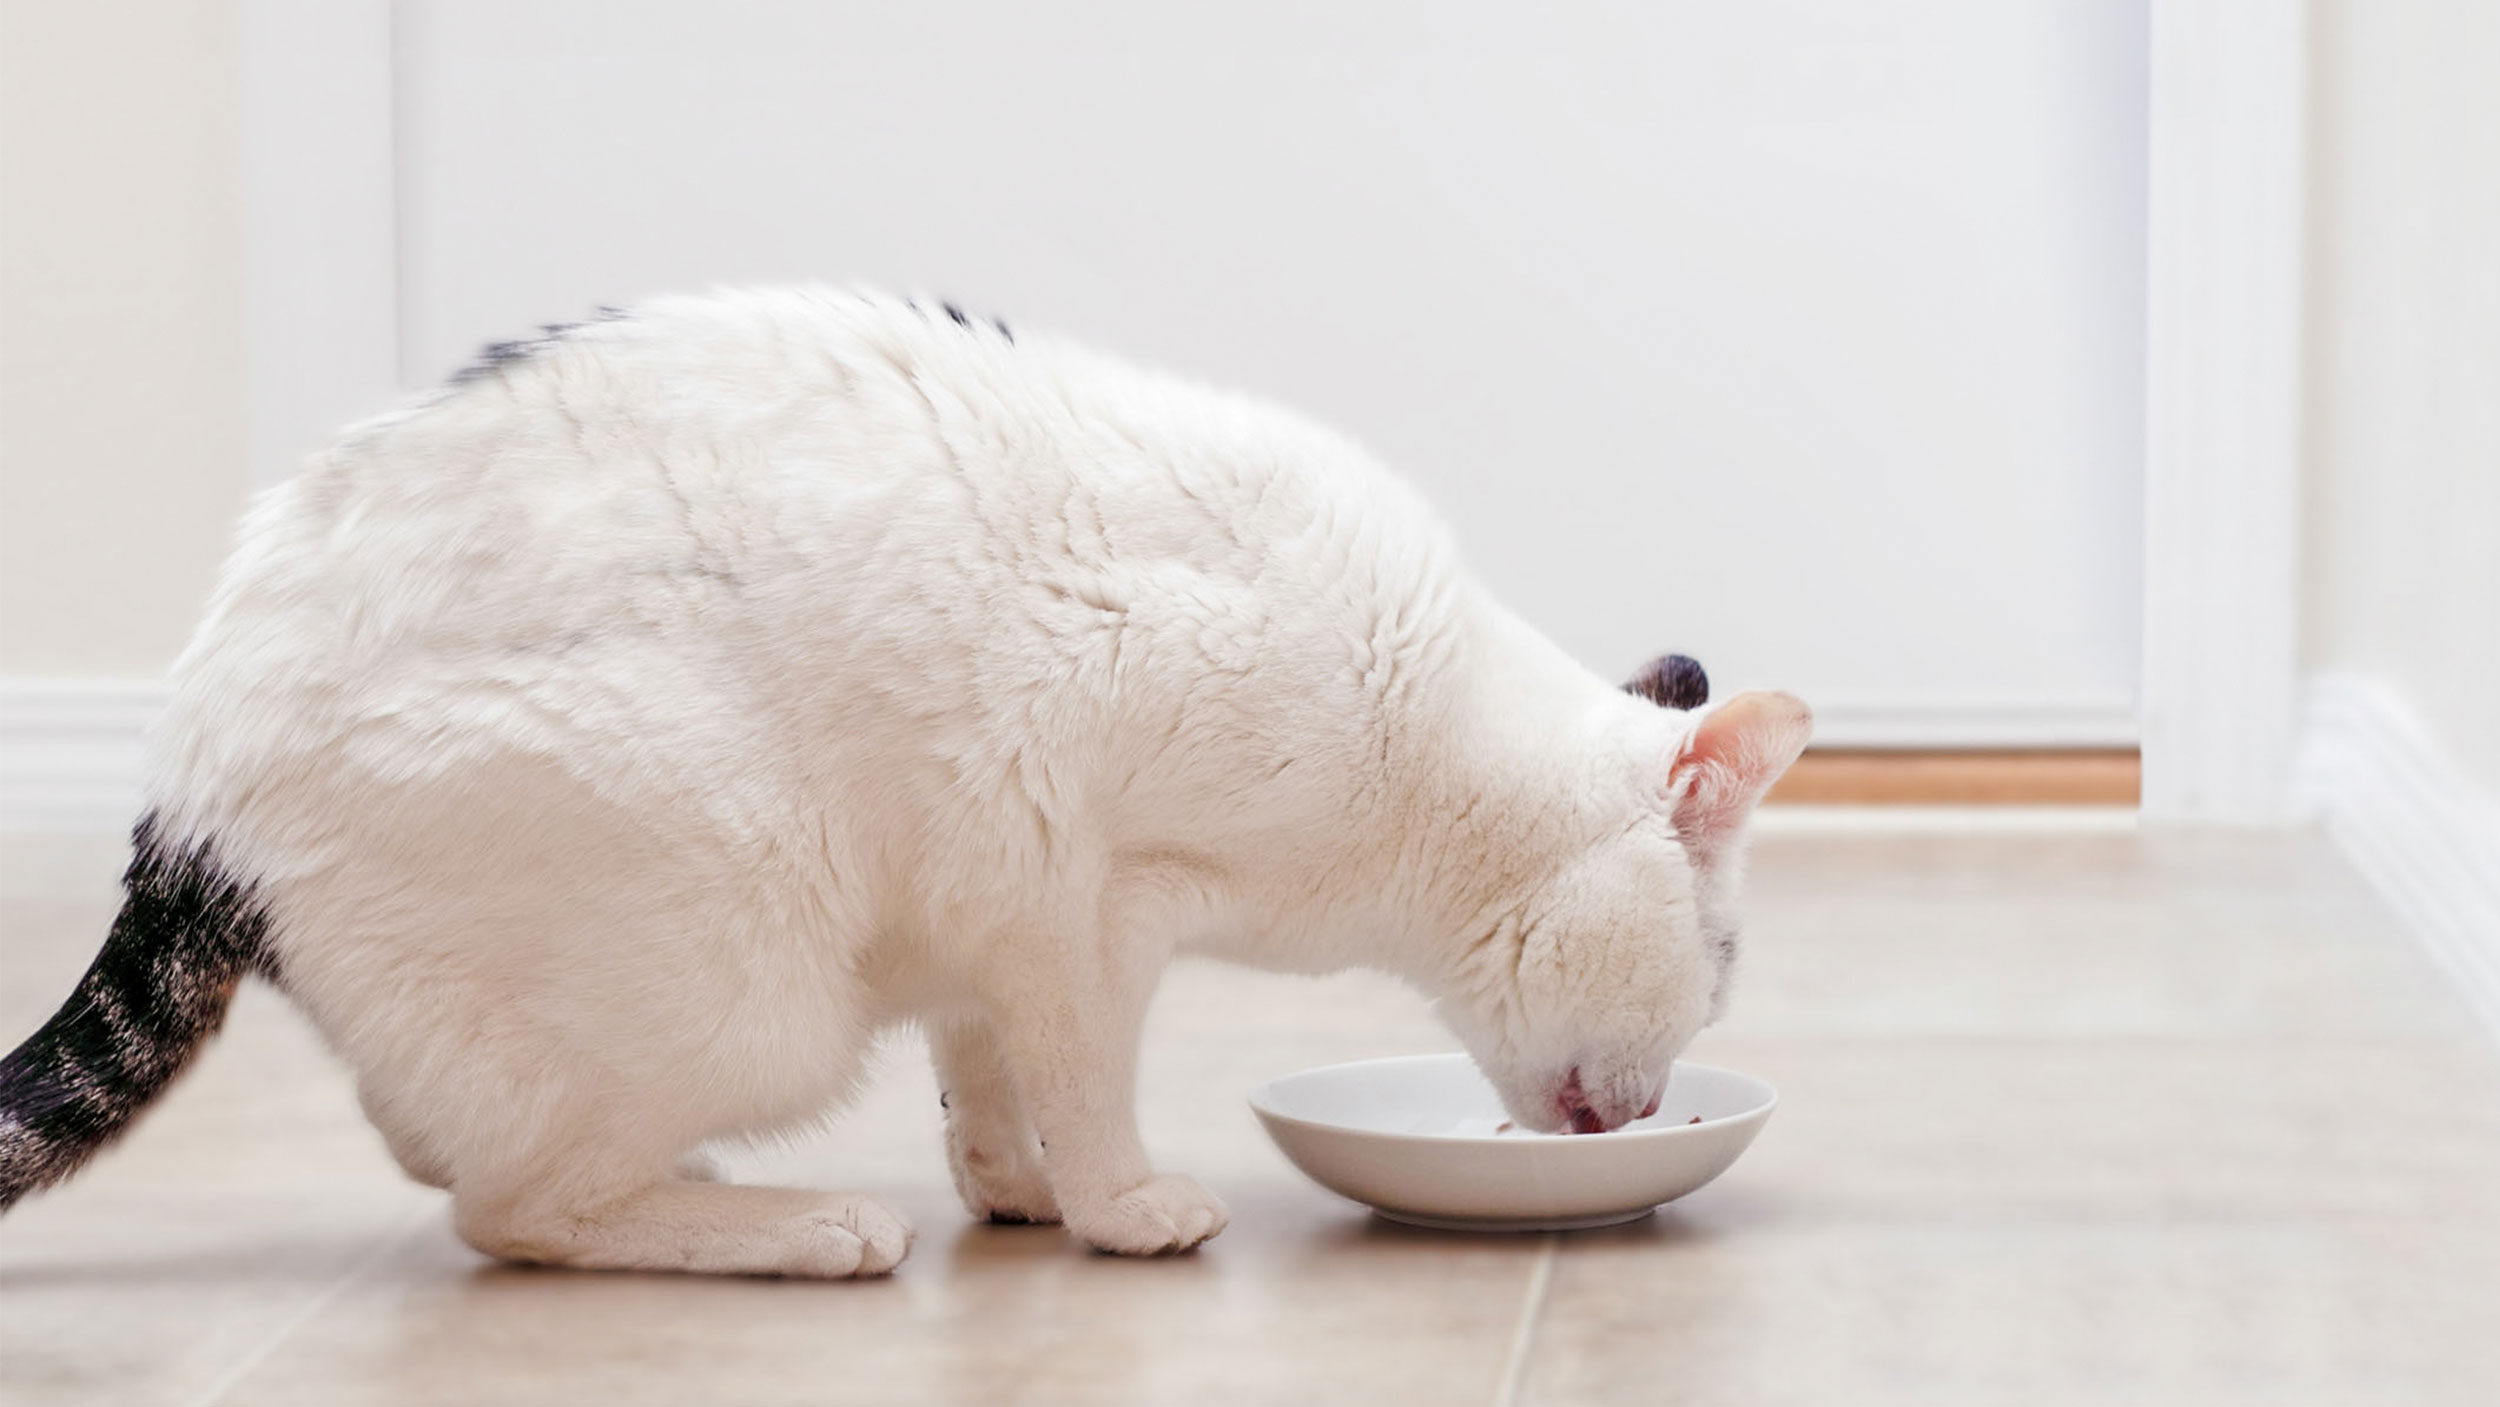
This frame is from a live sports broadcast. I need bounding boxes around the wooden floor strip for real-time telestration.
[1764,749,2141,806]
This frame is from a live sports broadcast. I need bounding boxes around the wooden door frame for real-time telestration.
[2140,0,2308,821]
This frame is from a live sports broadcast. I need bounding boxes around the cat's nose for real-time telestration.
[1556,1066,1624,1134]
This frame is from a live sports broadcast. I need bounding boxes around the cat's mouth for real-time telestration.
[1553,1066,1663,1135]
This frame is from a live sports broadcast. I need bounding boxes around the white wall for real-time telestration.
[0,1,2153,832]
[241,0,397,489]
[0,0,252,678]
[2292,0,2500,1028]
[2303,0,2500,793]
[396,0,2150,743]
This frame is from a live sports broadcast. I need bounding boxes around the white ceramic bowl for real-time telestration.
[1250,1053,1776,1231]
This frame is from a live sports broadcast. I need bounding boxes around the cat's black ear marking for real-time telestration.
[1625,653,1709,710]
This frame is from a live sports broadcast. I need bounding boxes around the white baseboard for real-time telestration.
[0,681,165,830]
[2299,675,2500,1045]
[1799,698,2138,750]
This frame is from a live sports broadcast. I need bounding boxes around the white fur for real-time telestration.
[147,288,1808,1275]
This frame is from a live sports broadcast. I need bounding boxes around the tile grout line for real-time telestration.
[1492,1232,1560,1407]
[180,1203,435,1407]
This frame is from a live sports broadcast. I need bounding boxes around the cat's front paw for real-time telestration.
[946,1132,1063,1226]
[1072,1174,1229,1256]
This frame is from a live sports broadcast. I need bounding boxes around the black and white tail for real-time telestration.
[0,814,271,1210]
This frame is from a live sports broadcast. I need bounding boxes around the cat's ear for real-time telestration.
[1667,690,1813,842]
[1624,653,1710,710]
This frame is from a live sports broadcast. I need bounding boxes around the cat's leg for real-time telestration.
[267,750,909,1276]
[432,1028,912,1275]
[439,1080,909,1278]
[989,958,1228,1256]
[455,1170,914,1279]
[432,1064,913,1278]
[929,1015,1060,1225]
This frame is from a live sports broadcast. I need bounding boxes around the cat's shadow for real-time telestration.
[0,1229,419,1289]
[942,1216,1227,1281]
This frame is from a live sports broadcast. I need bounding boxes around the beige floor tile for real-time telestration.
[1678,1034,2500,1221]
[1521,1210,2500,1407]
[1732,829,2478,1041]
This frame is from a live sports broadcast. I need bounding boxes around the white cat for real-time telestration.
[0,289,1809,1276]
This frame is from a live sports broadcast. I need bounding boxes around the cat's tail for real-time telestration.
[0,813,271,1210]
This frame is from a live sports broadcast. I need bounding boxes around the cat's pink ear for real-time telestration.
[1667,690,1814,842]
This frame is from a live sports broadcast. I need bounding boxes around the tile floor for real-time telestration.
[4,817,2497,1405]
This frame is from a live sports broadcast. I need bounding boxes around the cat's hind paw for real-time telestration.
[456,1183,914,1279]
[784,1192,916,1277]
[1073,1174,1229,1256]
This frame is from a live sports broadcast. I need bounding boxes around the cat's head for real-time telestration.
[1437,670,1811,1134]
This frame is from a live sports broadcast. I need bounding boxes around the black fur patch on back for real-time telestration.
[0,814,271,1209]
[910,296,1015,345]
[447,304,632,386]
[1625,654,1711,711]
[449,339,538,384]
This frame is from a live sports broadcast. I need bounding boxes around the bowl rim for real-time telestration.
[1248,1051,1778,1149]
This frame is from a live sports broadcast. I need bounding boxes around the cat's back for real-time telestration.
[156,288,1464,854]
[203,286,1421,649]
